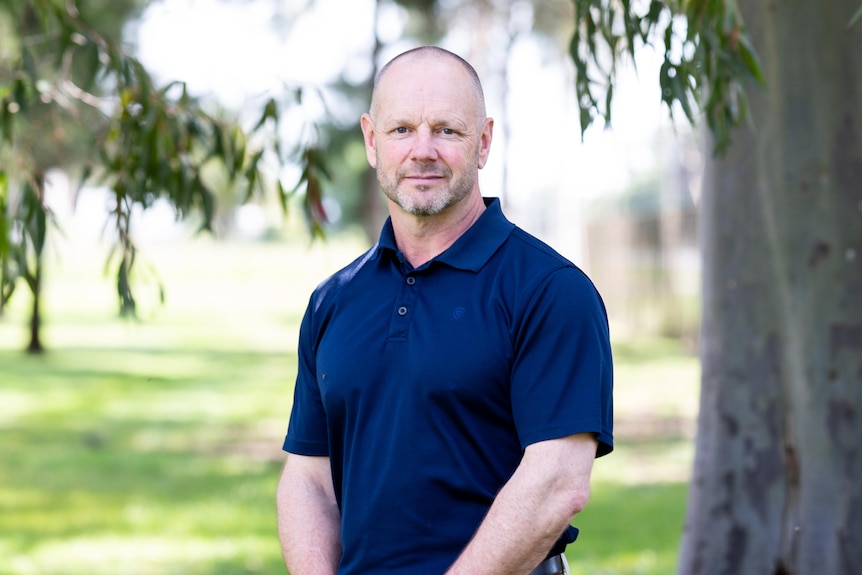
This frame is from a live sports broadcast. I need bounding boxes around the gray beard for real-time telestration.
[380,170,477,217]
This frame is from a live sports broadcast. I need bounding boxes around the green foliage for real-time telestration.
[3,174,50,290]
[0,0,329,334]
[294,147,332,239]
[569,0,766,154]
[1,0,273,317]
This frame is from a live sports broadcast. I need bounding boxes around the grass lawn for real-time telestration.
[0,230,699,575]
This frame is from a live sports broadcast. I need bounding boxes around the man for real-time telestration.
[277,46,613,575]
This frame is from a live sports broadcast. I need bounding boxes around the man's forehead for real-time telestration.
[373,60,479,117]
[380,60,467,94]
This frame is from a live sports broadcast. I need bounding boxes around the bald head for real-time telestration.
[369,46,486,121]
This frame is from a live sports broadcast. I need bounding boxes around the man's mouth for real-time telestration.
[403,174,444,184]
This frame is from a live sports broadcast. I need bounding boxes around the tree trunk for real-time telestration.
[0,259,8,316]
[678,2,862,574]
[26,255,43,354]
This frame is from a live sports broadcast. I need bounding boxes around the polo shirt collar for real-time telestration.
[375,197,515,272]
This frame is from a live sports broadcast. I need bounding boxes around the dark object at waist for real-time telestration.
[529,553,566,575]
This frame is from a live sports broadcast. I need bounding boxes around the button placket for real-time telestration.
[389,273,420,340]
[399,276,416,316]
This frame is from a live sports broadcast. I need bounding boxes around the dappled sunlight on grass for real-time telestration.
[0,343,292,574]
[0,236,699,575]
[10,535,277,575]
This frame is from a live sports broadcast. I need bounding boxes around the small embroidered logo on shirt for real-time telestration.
[452,307,466,320]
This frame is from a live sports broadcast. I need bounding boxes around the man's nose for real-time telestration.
[410,128,439,161]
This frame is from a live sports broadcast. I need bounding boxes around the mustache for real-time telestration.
[397,164,451,178]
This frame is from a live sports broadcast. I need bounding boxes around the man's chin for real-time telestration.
[401,198,449,218]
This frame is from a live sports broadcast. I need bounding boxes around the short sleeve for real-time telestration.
[283,300,330,456]
[510,267,613,456]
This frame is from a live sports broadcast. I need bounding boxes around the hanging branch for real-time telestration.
[569,0,765,154]
[1,0,331,321]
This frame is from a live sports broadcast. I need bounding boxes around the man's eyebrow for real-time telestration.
[430,116,469,128]
[378,115,471,131]
[378,115,413,127]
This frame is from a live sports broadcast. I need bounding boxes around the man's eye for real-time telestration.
[441,128,455,135]
[395,127,408,134]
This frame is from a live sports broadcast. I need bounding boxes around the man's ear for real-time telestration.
[360,113,378,169]
[477,117,494,169]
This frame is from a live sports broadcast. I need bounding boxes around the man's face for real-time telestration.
[360,56,493,218]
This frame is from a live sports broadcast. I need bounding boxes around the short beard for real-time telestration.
[397,191,450,217]
[379,162,478,217]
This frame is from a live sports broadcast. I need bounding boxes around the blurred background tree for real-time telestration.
[570,0,862,572]
[681,3,862,572]
[0,0,321,353]
[1,0,148,351]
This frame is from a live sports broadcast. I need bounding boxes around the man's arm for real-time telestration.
[445,433,597,575]
[276,453,341,575]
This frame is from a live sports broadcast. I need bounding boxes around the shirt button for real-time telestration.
[397,306,408,316]
[406,276,416,285]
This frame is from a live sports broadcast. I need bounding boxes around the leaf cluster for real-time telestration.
[1,0,327,320]
[569,0,765,154]
[0,170,52,312]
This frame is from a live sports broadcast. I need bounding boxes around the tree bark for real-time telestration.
[678,2,862,574]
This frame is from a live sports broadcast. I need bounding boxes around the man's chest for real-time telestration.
[313,272,519,420]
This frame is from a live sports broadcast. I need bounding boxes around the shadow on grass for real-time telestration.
[0,344,691,575]
[0,346,293,573]
[0,435,287,573]
[0,347,293,381]
[1,419,287,574]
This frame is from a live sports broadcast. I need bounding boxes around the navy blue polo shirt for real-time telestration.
[284,197,613,574]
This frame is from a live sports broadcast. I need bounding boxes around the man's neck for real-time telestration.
[390,194,486,268]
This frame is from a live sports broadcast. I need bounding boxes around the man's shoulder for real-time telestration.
[496,226,603,300]
[507,226,573,264]
[310,244,380,311]
[500,226,590,279]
